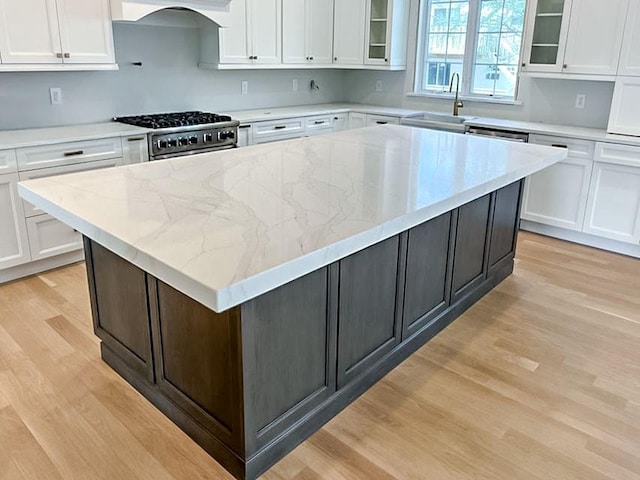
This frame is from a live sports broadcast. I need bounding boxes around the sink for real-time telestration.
[400,111,476,133]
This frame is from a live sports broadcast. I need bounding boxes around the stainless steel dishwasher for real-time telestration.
[466,126,529,143]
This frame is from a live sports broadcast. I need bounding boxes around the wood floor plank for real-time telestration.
[0,232,638,479]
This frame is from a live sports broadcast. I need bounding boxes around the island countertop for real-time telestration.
[18,125,567,313]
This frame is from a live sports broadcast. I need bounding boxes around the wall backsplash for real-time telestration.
[0,20,346,130]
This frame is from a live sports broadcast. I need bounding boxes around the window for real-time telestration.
[415,0,527,99]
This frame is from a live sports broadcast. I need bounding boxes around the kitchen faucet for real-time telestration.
[449,73,464,116]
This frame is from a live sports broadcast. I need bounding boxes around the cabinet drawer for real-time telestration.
[305,115,334,134]
[253,118,305,143]
[26,214,82,261]
[0,150,17,175]
[595,142,640,167]
[17,137,123,171]
[366,115,400,126]
[529,134,595,160]
[19,158,117,217]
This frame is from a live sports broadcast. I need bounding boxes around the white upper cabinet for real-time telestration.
[562,0,628,76]
[522,0,628,77]
[364,0,409,68]
[0,0,62,64]
[333,0,366,65]
[0,0,115,67]
[218,0,281,65]
[283,0,334,65]
[618,0,640,76]
[608,76,640,135]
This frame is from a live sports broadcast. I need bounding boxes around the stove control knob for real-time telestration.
[157,139,168,149]
[188,136,198,145]
[167,138,178,148]
[203,133,214,143]
[178,137,189,146]
[227,131,236,140]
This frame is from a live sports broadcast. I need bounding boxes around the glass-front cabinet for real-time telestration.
[522,0,573,72]
[364,0,409,67]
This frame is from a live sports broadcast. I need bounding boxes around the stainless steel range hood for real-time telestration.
[111,0,233,26]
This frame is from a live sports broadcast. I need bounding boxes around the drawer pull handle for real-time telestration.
[127,137,145,142]
[64,150,85,157]
[239,125,251,129]
[376,121,388,125]
[551,144,568,149]
[274,125,287,130]
[314,121,325,125]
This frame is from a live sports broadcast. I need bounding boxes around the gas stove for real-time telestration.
[114,111,240,160]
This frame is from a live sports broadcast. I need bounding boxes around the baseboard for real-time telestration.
[0,250,85,284]
[520,220,640,259]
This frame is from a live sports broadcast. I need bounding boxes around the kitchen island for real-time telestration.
[19,125,566,480]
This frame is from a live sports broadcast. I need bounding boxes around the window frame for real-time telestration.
[414,0,525,101]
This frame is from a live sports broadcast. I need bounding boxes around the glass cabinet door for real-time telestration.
[523,0,572,71]
[366,0,390,63]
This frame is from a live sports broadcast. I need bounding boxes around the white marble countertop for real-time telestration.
[0,122,150,150]
[224,103,424,123]
[18,125,566,313]
[465,117,640,147]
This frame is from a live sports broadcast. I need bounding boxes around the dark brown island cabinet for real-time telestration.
[84,179,524,480]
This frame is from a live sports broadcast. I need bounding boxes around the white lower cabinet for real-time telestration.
[522,135,595,231]
[26,214,82,261]
[348,112,366,129]
[238,125,252,147]
[120,135,149,165]
[333,113,349,132]
[253,118,305,144]
[366,115,400,126]
[305,115,334,136]
[0,173,31,269]
[583,143,640,244]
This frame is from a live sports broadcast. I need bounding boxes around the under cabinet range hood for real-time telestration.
[111,0,233,26]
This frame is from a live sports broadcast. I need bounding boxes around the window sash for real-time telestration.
[416,0,523,99]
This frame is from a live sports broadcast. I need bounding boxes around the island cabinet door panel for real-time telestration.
[241,266,337,454]
[451,194,492,303]
[488,181,524,276]
[84,239,154,381]
[337,235,403,388]
[149,281,245,454]
[402,212,454,340]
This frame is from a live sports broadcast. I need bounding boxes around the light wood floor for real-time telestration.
[0,232,639,480]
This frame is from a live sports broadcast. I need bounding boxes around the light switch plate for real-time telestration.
[241,81,248,95]
[575,94,586,110]
[49,88,62,105]
[292,79,298,92]
[376,80,383,92]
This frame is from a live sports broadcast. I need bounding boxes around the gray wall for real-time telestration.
[0,20,346,130]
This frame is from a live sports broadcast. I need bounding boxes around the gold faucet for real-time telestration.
[449,73,464,116]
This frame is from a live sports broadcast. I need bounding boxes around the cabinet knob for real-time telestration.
[385,58,388,62]
[563,64,568,69]
[64,53,70,58]
[310,57,314,61]
[334,57,337,61]
[56,52,63,59]
[521,62,526,67]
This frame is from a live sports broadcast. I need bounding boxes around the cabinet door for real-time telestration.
[521,0,572,73]
[562,0,628,75]
[332,113,349,132]
[333,0,365,65]
[583,145,640,244]
[348,112,367,129]
[0,150,17,175]
[56,0,115,64]
[306,0,334,64]
[619,1,640,76]
[451,194,491,302]
[522,135,594,230]
[251,0,282,64]
[608,77,640,136]
[26,214,82,261]
[488,181,523,276]
[0,173,30,270]
[365,0,392,65]
[0,0,62,64]
[337,236,401,388]
[121,136,149,165]
[218,0,251,64]
[402,213,453,339]
[282,0,307,64]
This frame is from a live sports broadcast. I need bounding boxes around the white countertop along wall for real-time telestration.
[19,125,566,313]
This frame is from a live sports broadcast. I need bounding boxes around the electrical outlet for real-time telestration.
[241,81,248,95]
[49,87,63,105]
[575,93,586,110]
[292,79,298,92]
[376,80,383,92]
